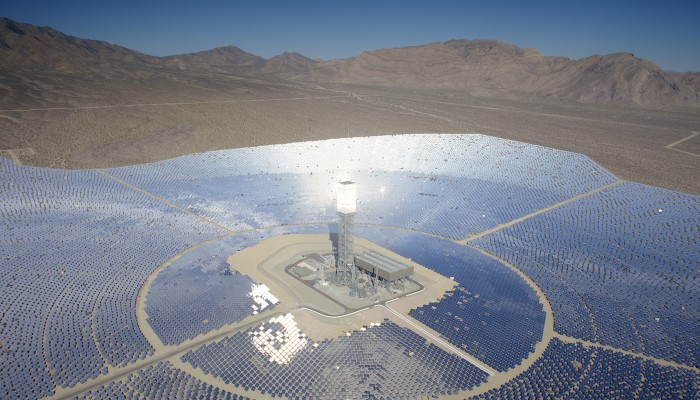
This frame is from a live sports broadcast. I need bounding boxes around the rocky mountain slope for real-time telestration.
[1,17,698,109]
[164,46,265,73]
[0,17,161,74]
[310,40,699,108]
[669,72,700,92]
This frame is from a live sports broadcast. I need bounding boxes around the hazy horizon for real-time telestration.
[3,0,700,72]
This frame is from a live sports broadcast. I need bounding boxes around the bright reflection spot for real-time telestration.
[250,313,308,364]
[248,284,279,314]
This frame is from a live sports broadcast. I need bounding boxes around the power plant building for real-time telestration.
[355,250,413,282]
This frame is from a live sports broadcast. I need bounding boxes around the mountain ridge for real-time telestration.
[310,40,698,108]
[0,17,161,72]
[1,17,698,109]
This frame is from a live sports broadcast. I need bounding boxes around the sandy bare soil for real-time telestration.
[1,76,698,194]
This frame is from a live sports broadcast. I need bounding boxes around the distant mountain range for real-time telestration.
[1,17,698,109]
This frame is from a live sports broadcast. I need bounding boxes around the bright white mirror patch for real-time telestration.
[250,313,308,364]
[248,283,279,314]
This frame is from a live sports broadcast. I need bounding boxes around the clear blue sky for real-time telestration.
[3,0,699,71]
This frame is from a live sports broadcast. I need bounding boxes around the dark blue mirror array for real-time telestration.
[75,361,249,400]
[145,235,268,346]
[473,182,699,368]
[1,134,697,399]
[182,319,489,399]
[472,338,699,399]
[0,159,223,398]
[357,226,546,372]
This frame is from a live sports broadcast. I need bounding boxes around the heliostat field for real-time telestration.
[1,134,697,399]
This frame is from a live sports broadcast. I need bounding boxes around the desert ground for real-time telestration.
[0,73,698,194]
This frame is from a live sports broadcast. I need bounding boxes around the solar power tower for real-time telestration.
[336,181,358,286]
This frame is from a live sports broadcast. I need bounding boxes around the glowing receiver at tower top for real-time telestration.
[336,181,357,214]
